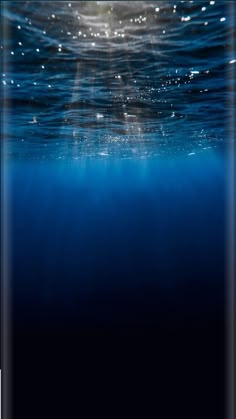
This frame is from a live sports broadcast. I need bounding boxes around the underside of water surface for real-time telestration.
[2,1,235,160]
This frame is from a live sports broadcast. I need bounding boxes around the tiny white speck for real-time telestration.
[17,25,21,30]
[18,42,22,46]
[210,1,215,4]
[33,82,37,85]
[17,84,20,87]
[96,113,104,119]
[163,30,166,34]
[58,48,62,52]
[41,65,45,69]
[48,84,51,88]
[155,7,160,12]
[181,16,191,22]
[188,152,196,156]
[201,7,206,11]
[52,14,55,18]
[191,70,200,74]
[36,48,40,52]
[2,80,6,85]
[204,22,208,25]
[220,17,226,22]
[11,51,14,55]
[229,59,236,64]
[22,52,25,55]
[29,116,38,124]
[68,3,71,6]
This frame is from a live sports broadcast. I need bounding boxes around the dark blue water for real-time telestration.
[2,2,235,418]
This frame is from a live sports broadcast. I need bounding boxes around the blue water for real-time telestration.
[1,2,235,418]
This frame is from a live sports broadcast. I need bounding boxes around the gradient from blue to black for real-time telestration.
[5,154,226,418]
[2,1,234,418]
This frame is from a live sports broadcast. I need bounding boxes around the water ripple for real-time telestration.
[1,1,234,160]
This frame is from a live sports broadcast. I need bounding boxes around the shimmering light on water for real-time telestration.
[1,1,234,161]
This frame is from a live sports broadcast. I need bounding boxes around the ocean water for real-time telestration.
[1,2,235,418]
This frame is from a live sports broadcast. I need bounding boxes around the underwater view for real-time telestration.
[1,1,235,418]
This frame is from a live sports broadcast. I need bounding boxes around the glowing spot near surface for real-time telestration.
[29,116,38,124]
[181,16,191,22]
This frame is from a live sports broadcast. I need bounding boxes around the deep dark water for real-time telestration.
[6,153,227,418]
